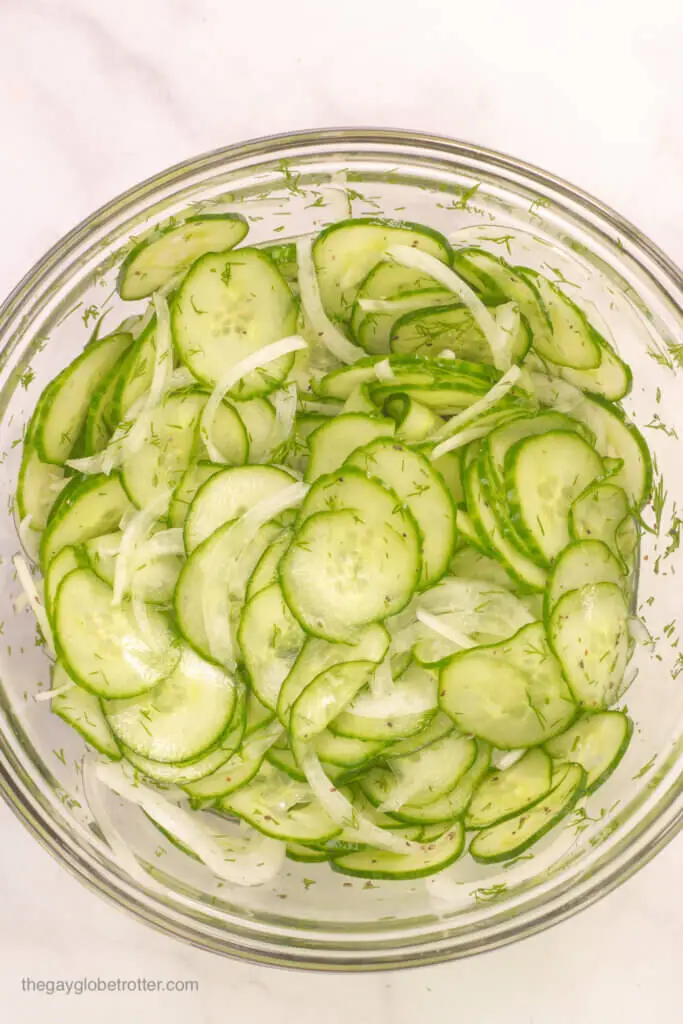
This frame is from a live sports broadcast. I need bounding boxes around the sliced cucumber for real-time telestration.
[486,411,593,492]
[183,719,283,804]
[314,730,385,768]
[40,474,132,570]
[557,338,631,401]
[439,621,576,747]
[51,662,121,759]
[465,748,553,829]
[290,661,377,743]
[384,741,492,825]
[280,509,420,641]
[236,396,277,462]
[570,482,630,565]
[112,321,157,421]
[505,430,603,564]
[172,248,298,395]
[313,218,450,321]
[305,413,395,482]
[45,545,87,623]
[448,545,518,590]
[365,730,476,812]
[238,582,306,710]
[346,439,456,587]
[469,763,584,863]
[54,568,180,698]
[84,362,126,455]
[168,461,222,529]
[544,711,632,793]
[195,399,249,465]
[184,464,295,552]
[16,446,67,533]
[517,270,602,369]
[222,763,341,843]
[104,646,236,763]
[351,260,452,354]
[118,214,248,300]
[85,530,183,605]
[545,539,625,619]
[331,821,464,879]
[382,394,443,443]
[548,582,629,708]
[245,531,293,600]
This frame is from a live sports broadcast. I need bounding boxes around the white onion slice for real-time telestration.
[13,554,55,657]
[320,170,352,220]
[430,365,521,456]
[200,336,307,463]
[374,358,394,381]
[18,514,41,563]
[296,237,364,364]
[113,490,171,606]
[33,681,74,703]
[415,609,476,649]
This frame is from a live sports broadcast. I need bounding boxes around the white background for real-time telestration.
[0,1,681,1020]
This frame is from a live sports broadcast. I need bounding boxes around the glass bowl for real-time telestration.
[0,129,681,970]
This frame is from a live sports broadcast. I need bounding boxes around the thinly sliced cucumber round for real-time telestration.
[331,821,464,880]
[195,399,249,465]
[518,270,602,369]
[280,509,420,641]
[305,413,395,482]
[184,464,295,553]
[51,662,121,759]
[172,248,298,395]
[54,568,180,698]
[286,843,330,863]
[222,763,341,843]
[557,338,632,401]
[346,439,456,587]
[383,394,443,443]
[548,582,629,709]
[505,430,603,564]
[168,461,223,529]
[112,321,157,421]
[118,214,248,300]
[104,646,236,763]
[239,583,306,710]
[121,391,205,509]
[45,545,88,623]
[313,218,450,321]
[183,719,283,804]
[387,711,454,759]
[569,482,629,564]
[16,446,67,534]
[368,731,476,812]
[390,302,493,361]
[291,661,377,743]
[469,763,584,863]
[84,361,126,455]
[384,741,492,825]
[545,539,625,620]
[245,530,293,600]
[315,353,495,401]
[439,621,576,747]
[244,688,276,736]
[235,396,277,462]
[448,546,518,590]
[544,711,632,793]
[352,260,453,354]
[276,625,389,727]
[40,474,132,570]
[33,332,133,465]
[85,530,183,606]
[487,412,594,491]
[465,748,553,829]
[314,730,385,768]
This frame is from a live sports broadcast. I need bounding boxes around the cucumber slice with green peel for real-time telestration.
[238,583,306,710]
[384,742,492,825]
[32,332,133,465]
[120,391,205,510]
[429,449,465,504]
[286,843,330,863]
[54,568,180,699]
[276,624,389,727]
[172,248,298,395]
[329,708,433,743]
[486,412,594,492]
[111,322,158,421]
[40,474,132,570]
[45,545,88,623]
[175,517,283,665]
[505,430,604,564]
[368,381,494,414]
[184,464,296,553]
[195,398,249,466]
[123,685,246,786]
[448,545,518,590]
[236,396,277,462]
[465,748,553,829]
[548,582,630,709]
[262,242,298,288]
[16,446,67,533]
[221,763,341,843]
[118,214,249,300]
[365,730,477,812]
[168,461,223,529]
[556,337,632,401]
[84,530,183,606]
[346,439,456,587]
[390,303,493,362]
[245,530,293,600]
[313,218,451,321]
[454,507,493,557]
[103,646,236,763]
[464,459,547,591]
[545,539,625,620]
[315,353,496,401]
[516,270,602,369]
[439,621,576,747]
[382,394,443,442]
[352,261,453,354]
[51,662,121,759]
[569,482,630,564]
[305,413,395,482]
[386,711,455,759]
[313,730,385,768]
[544,711,633,793]
[291,661,377,743]
[531,375,651,508]
[331,821,464,880]
[266,738,306,782]
[451,249,555,359]
[469,762,585,863]
[244,689,276,736]
[280,509,420,641]
[84,361,127,455]
[183,719,283,805]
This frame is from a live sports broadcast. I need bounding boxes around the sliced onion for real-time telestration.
[415,609,475,649]
[492,749,526,770]
[33,681,74,703]
[370,655,394,698]
[13,554,55,657]
[113,489,172,606]
[628,615,651,645]
[374,358,394,381]
[296,236,364,364]
[430,365,521,454]
[385,245,510,370]
[200,336,307,462]
[18,514,41,563]
[320,170,352,220]
[138,528,185,560]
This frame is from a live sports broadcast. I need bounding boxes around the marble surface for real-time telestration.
[0,0,681,1020]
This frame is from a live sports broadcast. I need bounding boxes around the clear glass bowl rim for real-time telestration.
[0,127,681,971]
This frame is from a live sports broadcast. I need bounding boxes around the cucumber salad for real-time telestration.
[13,208,652,885]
